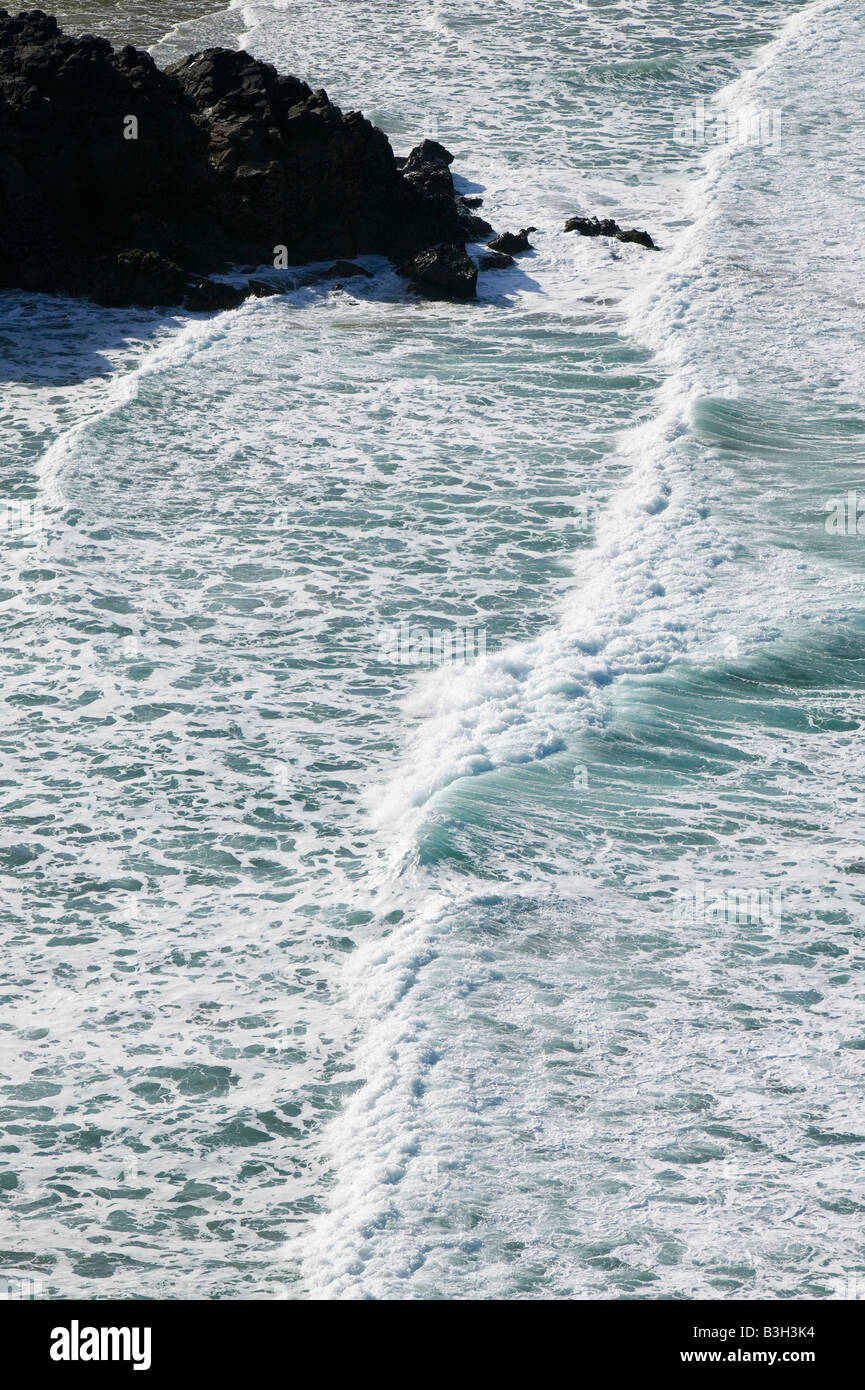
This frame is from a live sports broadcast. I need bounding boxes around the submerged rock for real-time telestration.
[0,11,473,307]
[305,260,374,290]
[246,278,281,298]
[563,215,657,250]
[487,228,536,254]
[479,251,515,271]
[400,243,478,301]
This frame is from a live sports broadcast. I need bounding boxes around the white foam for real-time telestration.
[297,0,860,1299]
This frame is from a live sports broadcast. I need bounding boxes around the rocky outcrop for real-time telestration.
[459,208,494,240]
[564,215,657,250]
[87,248,247,309]
[487,228,536,255]
[0,10,480,307]
[400,244,477,301]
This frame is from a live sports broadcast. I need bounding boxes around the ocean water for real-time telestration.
[1,0,864,1301]
[51,1,227,50]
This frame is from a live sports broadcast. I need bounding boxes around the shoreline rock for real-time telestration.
[459,209,494,240]
[479,251,514,271]
[563,215,657,250]
[487,228,536,255]
[0,10,486,307]
[400,243,477,301]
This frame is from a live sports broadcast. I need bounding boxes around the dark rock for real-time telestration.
[324,260,373,279]
[396,137,466,254]
[183,277,247,312]
[246,278,281,297]
[400,243,477,301]
[85,249,246,311]
[487,227,536,255]
[617,227,657,249]
[401,138,456,201]
[88,250,188,308]
[459,209,494,240]
[306,260,373,286]
[563,215,657,250]
[166,48,410,266]
[0,14,473,307]
[479,251,514,271]
[407,138,454,166]
[458,195,484,209]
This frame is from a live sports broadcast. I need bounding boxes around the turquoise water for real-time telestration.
[1,0,864,1300]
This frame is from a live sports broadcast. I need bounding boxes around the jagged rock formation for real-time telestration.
[0,10,482,306]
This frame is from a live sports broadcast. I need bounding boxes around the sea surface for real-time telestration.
[51,1,228,50]
[1,0,864,1301]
